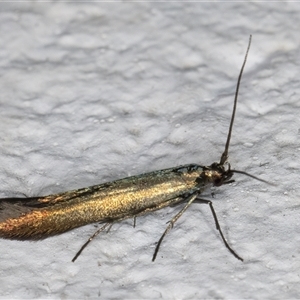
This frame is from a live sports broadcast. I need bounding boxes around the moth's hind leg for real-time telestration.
[72,222,112,262]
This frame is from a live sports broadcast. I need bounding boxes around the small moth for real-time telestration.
[0,35,268,262]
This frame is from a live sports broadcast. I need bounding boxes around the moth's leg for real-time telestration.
[193,198,243,261]
[106,223,113,233]
[152,193,198,262]
[72,222,112,262]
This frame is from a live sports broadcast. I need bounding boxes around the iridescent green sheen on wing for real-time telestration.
[0,164,206,239]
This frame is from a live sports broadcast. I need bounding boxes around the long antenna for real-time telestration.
[220,35,252,165]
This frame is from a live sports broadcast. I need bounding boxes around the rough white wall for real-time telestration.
[0,2,299,299]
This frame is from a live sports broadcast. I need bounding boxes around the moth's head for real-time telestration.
[204,162,234,187]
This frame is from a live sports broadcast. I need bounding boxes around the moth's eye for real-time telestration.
[214,178,222,186]
[210,162,218,169]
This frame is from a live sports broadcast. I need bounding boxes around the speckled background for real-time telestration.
[0,2,299,299]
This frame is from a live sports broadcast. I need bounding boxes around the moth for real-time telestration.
[0,35,268,262]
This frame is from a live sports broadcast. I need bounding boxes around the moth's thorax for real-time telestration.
[201,169,223,185]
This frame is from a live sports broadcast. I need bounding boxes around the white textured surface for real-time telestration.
[0,2,299,299]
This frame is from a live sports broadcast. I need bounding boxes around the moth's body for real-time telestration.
[0,164,217,240]
[0,36,261,262]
